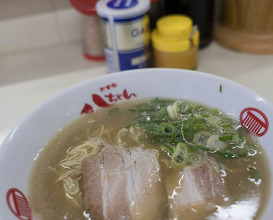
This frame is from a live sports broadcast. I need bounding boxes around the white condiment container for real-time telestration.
[96,0,151,73]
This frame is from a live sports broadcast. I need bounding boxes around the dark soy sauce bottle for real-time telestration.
[164,0,214,48]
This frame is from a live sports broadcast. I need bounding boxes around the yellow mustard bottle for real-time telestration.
[151,15,199,70]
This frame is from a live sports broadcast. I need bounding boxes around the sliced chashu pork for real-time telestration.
[82,145,166,220]
[165,161,229,219]
[83,143,229,219]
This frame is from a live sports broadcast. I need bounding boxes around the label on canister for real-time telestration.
[96,0,151,72]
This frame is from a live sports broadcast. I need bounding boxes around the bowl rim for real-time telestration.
[0,68,272,220]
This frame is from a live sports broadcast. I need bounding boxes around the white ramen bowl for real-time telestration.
[0,68,272,220]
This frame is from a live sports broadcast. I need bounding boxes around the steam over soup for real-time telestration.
[28,98,270,220]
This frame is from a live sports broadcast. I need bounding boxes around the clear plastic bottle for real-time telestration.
[70,0,105,60]
[151,15,199,70]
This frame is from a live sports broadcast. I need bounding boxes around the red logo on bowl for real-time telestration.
[240,107,269,136]
[81,83,137,114]
[6,188,32,220]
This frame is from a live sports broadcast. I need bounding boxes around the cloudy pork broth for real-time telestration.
[28,98,270,220]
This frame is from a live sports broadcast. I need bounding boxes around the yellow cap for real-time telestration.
[151,15,196,53]
[157,15,192,39]
[152,30,190,52]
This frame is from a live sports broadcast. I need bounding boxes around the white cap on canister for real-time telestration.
[96,0,150,19]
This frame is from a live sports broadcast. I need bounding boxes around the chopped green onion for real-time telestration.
[207,116,221,124]
[171,142,189,168]
[212,108,221,115]
[179,102,190,114]
[192,123,208,131]
[193,131,212,145]
[128,107,157,112]
[125,98,258,168]
[193,105,203,111]
[247,166,262,184]
[237,126,247,142]
[159,123,177,135]
[207,135,225,151]
[108,107,119,115]
[219,135,233,142]
[160,144,174,154]
[150,97,174,105]
[189,153,203,164]
[202,112,211,117]
[167,101,183,120]
[220,118,233,127]
[187,144,208,151]
[193,113,202,118]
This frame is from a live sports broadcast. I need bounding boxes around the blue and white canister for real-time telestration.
[96,0,151,73]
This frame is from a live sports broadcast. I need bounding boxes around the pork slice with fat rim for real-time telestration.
[165,161,229,219]
[125,148,167,219]
[82,145,166,220]
[82,145,130,219]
